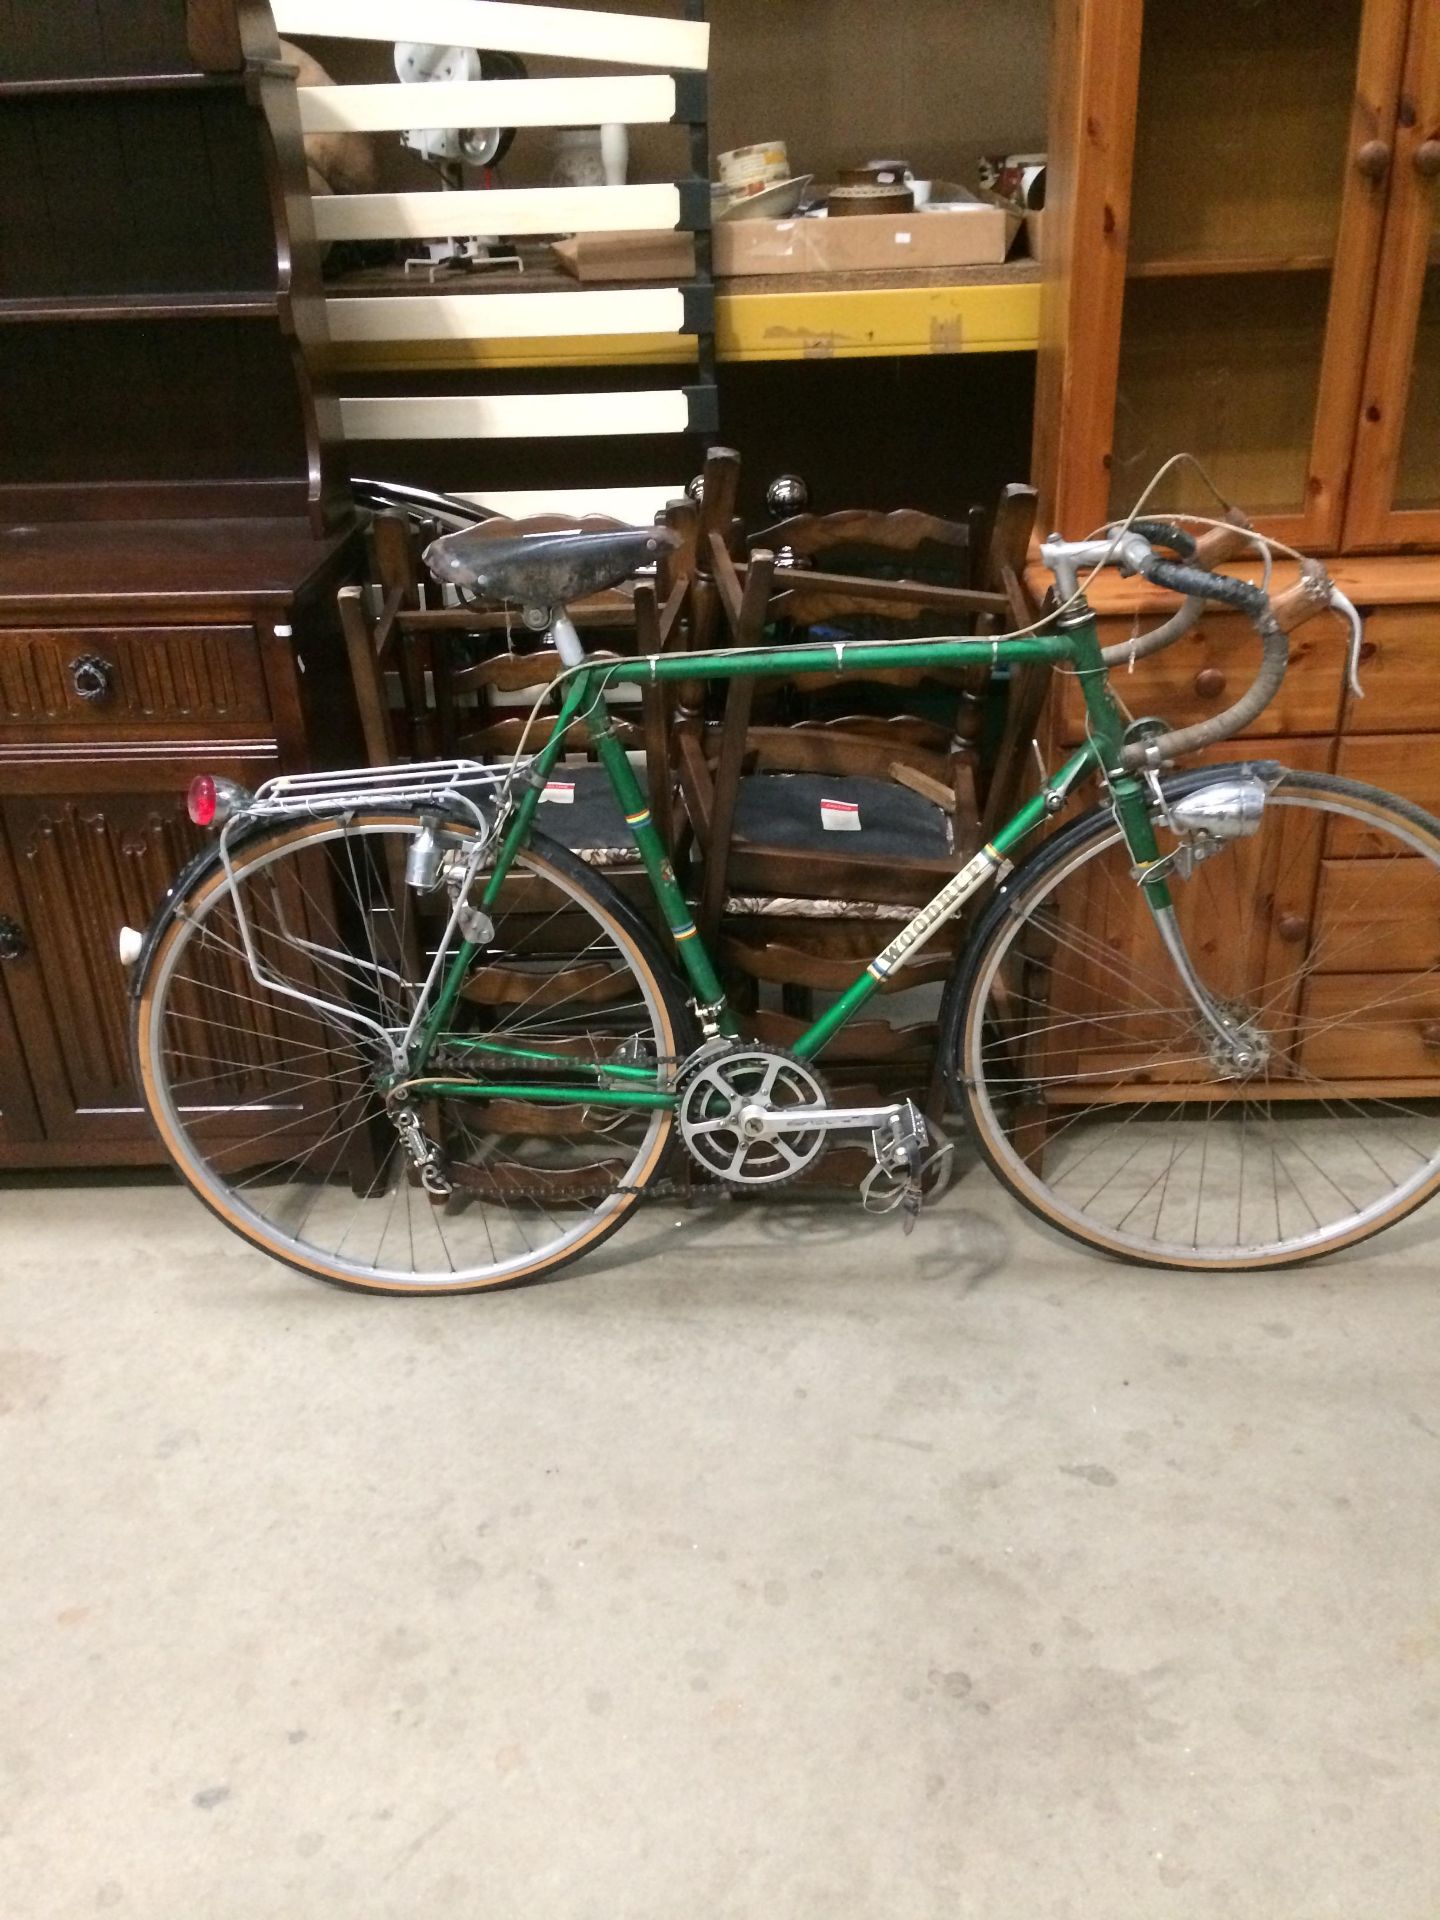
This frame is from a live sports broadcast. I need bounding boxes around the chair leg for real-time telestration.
[780,982,812,1022]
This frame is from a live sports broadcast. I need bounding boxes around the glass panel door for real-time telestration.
[1395,262,1440,512]
[1346,0,1440,545]
[1107,0,1404,544]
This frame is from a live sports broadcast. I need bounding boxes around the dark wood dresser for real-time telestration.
[0,0,366,1164]
[0,520,363,1165]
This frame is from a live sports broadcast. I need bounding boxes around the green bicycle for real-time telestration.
[129,512,1440,1289]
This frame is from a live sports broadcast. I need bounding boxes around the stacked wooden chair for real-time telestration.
[338,459,1044,1154]
[674,471,1041,1124]
[339,502,697,890]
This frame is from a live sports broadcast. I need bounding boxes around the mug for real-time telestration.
[979,151,1046,209]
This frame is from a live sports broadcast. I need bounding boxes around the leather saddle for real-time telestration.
[424,523,679,609]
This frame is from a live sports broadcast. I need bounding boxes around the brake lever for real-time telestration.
[1327,586,1365,700]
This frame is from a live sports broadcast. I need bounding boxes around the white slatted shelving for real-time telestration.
[279,0,714,510]
[297,75,685,133]
[273,0,708,69]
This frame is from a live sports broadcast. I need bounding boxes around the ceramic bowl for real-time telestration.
[715,174,814,221]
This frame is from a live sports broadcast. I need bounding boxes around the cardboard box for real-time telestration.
[552,231,697,282]
[713,201,1018,277]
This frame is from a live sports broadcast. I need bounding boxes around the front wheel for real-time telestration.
[134,812,694,1294]
[943,765,1440,1270]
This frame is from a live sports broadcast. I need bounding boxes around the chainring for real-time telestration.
[676,1042,833,1187]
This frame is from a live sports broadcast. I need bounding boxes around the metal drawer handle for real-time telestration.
[1421,1021,1440,1052]
[0,914,26,962]
[70,653,115,703]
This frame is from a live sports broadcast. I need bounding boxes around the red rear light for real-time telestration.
[187,774,217,827]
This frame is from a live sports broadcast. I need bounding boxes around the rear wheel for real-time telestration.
[135,813,693,1293]
[945,766,1440,1269]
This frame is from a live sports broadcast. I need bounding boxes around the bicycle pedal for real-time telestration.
[860,1104,954,1228]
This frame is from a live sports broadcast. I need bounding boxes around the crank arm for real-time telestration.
[742,1100,906,1141]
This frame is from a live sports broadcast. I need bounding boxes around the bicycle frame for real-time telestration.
[407,604,1177,1105]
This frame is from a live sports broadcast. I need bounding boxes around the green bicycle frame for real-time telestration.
[411,607,1170,1102]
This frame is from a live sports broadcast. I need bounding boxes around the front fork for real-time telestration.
[1068,609,1264,1075]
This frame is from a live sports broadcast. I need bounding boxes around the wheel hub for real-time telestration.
[1203,1001,1271,1079]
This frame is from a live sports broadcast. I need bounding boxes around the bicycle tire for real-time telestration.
[134,811,695,1295]
[941,765,1440,1270]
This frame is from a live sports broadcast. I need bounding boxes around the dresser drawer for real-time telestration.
[1311,859,1440,973]
[1056,612,1346,745]
[1344,608,1440,735]
[0,625,270,733]
[1298,974,1440,1082]
[1330,737,1440,856]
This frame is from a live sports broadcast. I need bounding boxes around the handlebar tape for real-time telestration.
[1125,521,1198,561]
[1117,559,1289,771]
[1139,555,1266,616]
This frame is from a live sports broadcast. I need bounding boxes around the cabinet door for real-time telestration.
[2,748,276,1148]
[2,786,212,1145]
[1345,1,1440,547]
[0,818,44,1148]
[1103,0,1407,546]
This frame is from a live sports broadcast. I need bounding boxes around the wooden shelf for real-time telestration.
[1127,253,1335,280]
[0,291,280,324]
[325,262,1043,370]
[0,71,241,97]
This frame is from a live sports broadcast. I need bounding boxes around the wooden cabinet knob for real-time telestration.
[1194,667,1227,699]
[1416,140,1440,180]
[1356,140,1392,180]
[1276,912,1309,944]
[1421,1022,1440,1051]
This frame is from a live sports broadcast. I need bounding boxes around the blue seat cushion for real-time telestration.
[731,772,952,861]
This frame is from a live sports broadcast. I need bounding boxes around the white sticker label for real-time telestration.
[895,231,912,244]
[540,782,575,805]
[820,798,861,832]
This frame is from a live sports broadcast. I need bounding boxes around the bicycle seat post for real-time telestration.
[550,607,586,669]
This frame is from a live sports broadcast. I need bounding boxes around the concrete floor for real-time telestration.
[3,1162,1439,1919]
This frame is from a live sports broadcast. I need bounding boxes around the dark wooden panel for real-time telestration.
[0,815,44,1143]
[0,624,269,733]
[0,318,307,491]
[0,0,199,83]
[0,519,360,614]
[3,749,279,1141]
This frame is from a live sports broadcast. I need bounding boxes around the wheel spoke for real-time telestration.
[959,775,1440,1267]
[141,817,678,1292]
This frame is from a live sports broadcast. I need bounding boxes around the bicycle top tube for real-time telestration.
[590,629,1076,689]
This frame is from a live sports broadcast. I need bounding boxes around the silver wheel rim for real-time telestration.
[143,818,672,1290]
[965,783,1440,1266]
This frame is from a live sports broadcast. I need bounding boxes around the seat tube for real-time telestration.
[582,681,735,1031]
